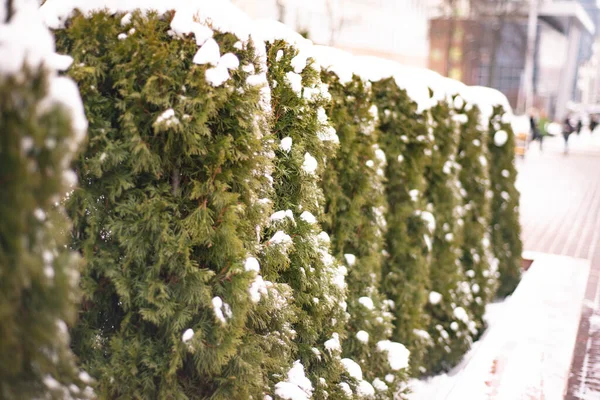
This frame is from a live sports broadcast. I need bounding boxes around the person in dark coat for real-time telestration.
[563,114,574,154]
[529,111,543,150]
[591,115,598,133]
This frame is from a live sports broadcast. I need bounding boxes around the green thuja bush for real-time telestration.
[55,10,286,398]
[487,106,522,298]
[0,3,89,398]
[455,101,497,333]
[371,78,431,374]
[320,72,409,397]
[422,97,474,375]
[262,39,349,398]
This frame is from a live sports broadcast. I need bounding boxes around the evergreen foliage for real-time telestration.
[262,39,349,398]
[422,97,474,375]
[56,10,282,398]
[37,2,526,395]
[371,78,431,374]
[487,106,522,298]
[320,72,409,397]
[455,101,498,332]
[0,4,89,398]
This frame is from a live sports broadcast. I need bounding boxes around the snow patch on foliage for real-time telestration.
[182,328,194,343]
[299,211,316,224]
[377,340,410,370]
[211,296,232,324]
[356,330,369,343]
[341,358,363,380]
[324,332,341,353]
[344,253,356,267]
[245,257,260,272]
[358,296,374,310]
[280,136,292,152]
[274,360,313,400]
[270,209,295,224]
[302,152,318,174]
[356,380,375,397]
[429,291,442,305]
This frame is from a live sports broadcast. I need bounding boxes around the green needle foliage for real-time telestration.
[455,101,497,333]
[321,72,409,397]
[422,97,474,375]
[0,6,89,398]
[487,106,522,298]
[35,3,524,394]
[371,78,431,375]
[262,39,348,398]
[56,10,281,399]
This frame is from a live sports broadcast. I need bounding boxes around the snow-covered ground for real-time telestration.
[409,252,590,400]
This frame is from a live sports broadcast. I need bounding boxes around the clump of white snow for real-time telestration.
[274,360,313,400]
[302,152,318,174]
[429,291,442,305]
[344,254,356,267]
[376,340,410,370]
[245,257,260,272]
[324,332,341,353]
[299,211,316,224]
[358,296,374,310]
[280,136,292,152]
[453,307,469,323]
[182,328,194,343]
[356,330,369,343]
[211,296,232,324]
[341,358,363,380]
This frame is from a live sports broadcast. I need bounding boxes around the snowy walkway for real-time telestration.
[516,132,600,399]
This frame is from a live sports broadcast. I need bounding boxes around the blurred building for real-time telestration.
[232,0,433,67]
[428,1,596,119]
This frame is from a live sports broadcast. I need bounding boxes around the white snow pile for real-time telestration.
[324,332,341,353]
[302,152,318,174]
[299,211,316,224]
[274,360,313,400]
[244,257,260,272]
[358,296,375,310]
[356,330,369,343]
[341,358,363,380]
[377,340,410,371]
[181,328,194,343]
[211,296,232,324]
[429,291,442,305]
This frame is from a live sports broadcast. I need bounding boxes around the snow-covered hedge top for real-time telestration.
[40,0,512,124]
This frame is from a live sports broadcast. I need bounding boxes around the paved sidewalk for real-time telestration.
[516,131,600,399]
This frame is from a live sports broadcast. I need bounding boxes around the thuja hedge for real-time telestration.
[487,105,522,298]
[420,96,473,375]
[370,78,431,372]
[320,71,408,396]
[262,38,349,398]
[42,2,523,397]
[0,1,91,398]
[55,10,283,398]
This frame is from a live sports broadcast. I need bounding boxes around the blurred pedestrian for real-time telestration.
[576,118,583,135]
[591,115,598,133]
[529,109,543,151]
[563,114,574,154]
